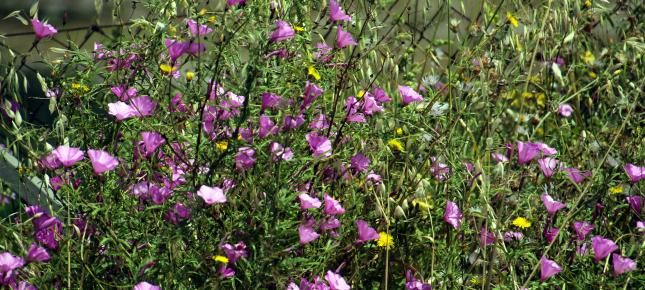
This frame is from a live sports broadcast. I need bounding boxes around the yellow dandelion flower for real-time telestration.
[216,140,228,151]
[71,83,81,90]
[470,276,480,285]
[395,128,403,136]
[307,66,321,81]
[584,0,592,8]
[609,185,623,195]
[212,255,229,263]
[388,139,404,152]
[536,93,546,107]
[186,71,196,81]
[237,134,243,141]
[588,71,597,78]
[506,12,519,28]
[293,25,305,32]
[535,127,544,136]
[198,8,208,16]
[377,232,394,249]
[521,92,534,99]
[581,51,595,65]
[208,15,217,24]
[512,217,531,229]
[412,198,432,211]
[160,64,176,74]
[357,90,365,99]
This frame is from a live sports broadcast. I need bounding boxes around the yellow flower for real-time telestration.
[535,128,544,136]
[212,255,229,263]
[357,90,366,99]
[377,232,394,249]
[216,140,228,151]
[412,198,432,211]
[521,92,534,99]
[186,71,196,81]
[307,66,321,81]
[506,12,519,28]
[512,217,531,229]
[71,83,81,90]
[388,139,404,152]
[160,64,176,74]
[588,71,597,78]
[199,8,208,16]
[536,93,546,107]
[293,25,305,32]
[208,15,217,24]
[395,128,403,136]
[581,51,595,65]
[609,185,623,195]
[470,276,480,285]
[584,0,592,8]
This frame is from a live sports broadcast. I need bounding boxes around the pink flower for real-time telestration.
[612,254,637,276]
[269,20,295,42]
[186,19,213,36]
[87,149,119,175]
[625,195,642,215]
[301,81,324,111]
[227,0,246,6]
[480,226,495,248]
[624,163,645,183]
[443,201,462,229]
[323,194,345,215]
[52,145,84,167]
[516,141,540,165]
[329,0,351,22]
[26,243,50,263]
[336,25,357,48]
[221,242,248,263]
[544,227,559,243]
[540,193,566,215]
[540,256,562,281]
[591,236,619,262]
[563,167,591,184]
[299,193,321,210]
[309,114,330,130]
[320,217,341,231]
[350,153,370,173]
[31,19,57,39]
[573,221,594,241]
[0,252,24,284]
[398,85,423,105]
[557,104,573,117]
[141,132,165,157]
[219,264,235,278]
[129,96,156,117]
[298,222,320,245]
[111,86,137,101]
[164,39,189,62]
[108,101,136,120]
[39,153,62,170]
[197,185,227,205]
[373,86,391,103]
[235,147,256,170]
[356,219,380,243]
[258,115,279,138]
[537,157,559,178]
[306,132,332,158]
[261,92,284,111]
[324,271,351,290]
[491,152,509,163]
[133,281,161,290]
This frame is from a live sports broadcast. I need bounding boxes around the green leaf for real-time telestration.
[29,1,39,18]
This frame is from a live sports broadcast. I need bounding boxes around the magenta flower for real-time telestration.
[111,86,137,101]
[196,185,227,205]
[443,201,462,229]
[269,20,295,42]
[350,153,370,173]
[557,104,573,117]
[612,254,637,276]
[405,269,432,290]
[227,0,246,6]
[221,242,248,263]
[323,194,345,215]
[108,101,135,120]
[306,132,332,158]
[356,219,380,243]
[31,19,57,40]
[129,96,157,117]
[540,256,562,281]
[324,271,351,290]
[258,115,279,138]
[398,85,423,105]
[164,39,189,62]
[52,145,84,167]
[87,149,119,175]
[235,147,256,170]
[537,157,559,178]
[219,264,235,278]
[336,25,357,48]
[544,227,559,243]
[491,152,509,163]
[133,281,161,290]
[301,81,324,111]
[624,163,645,183]
[39,153,62,170]
[309,114,330,130]
[320,217,341,231]
[504,231,524,241]
[373,86,391,103]
[261,92,284,111]
[480,226,495,248]
[563,167,591,184]
[516,141,541,165]
[573,221,594,241]
[299,193,321,210]
[625,195,642,214]
[329,0,351,22]
[298,222,320,245]
[26,244,50,263]
[186,19,213,36]
[591,236,619,262]
[540,193,566,215]
[0,252,24,285]
[141,132,165,157]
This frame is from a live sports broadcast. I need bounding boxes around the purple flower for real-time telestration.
[129,96,157,117]
[503,231,524,241]
[235,147,256,170]
[26,243,50,263]
[573,221,594,241]
[269,20,295,42]
[227,0,246,6]
[111,85,137,101]
[557,104,573,117]
[540,193,566,215]
[31,19,57,40]
[261,92,284,111]
[405,269,432,290]
[39,152,62,170]
[612,253,637,276]
[356,219,380,243]
[537,157,559,178]
[480,226,495,248]
[133,281,161,290]
[16,281,37,290]
[443,201,462,229]
[258,115,279,138]
[491,152,509,163]
[108,101,136,120]
[301,81,324,111]
[324,271,351,290]
[350,153,370,173]
[52,145,84,167]
[540,256,562,281]
[323,194,345,215]
[336,25,357,48]
[141,131,165,157]
[164,39,189,62]
[196,185,227,205]
[306,132,332,158]
[87,149,119,175]
[309,114,330,130]
[221,242,247,263]
[563,167,591,184]
[329,0,351,22]
[544,227,559,243]
[0,252,24,285]
[625,195,642,214]
[591,236,619,262]
[186,19,213,36]
[219,264,235,278]
[299,193,321,210]
[320,217,341,231]
[516,141,541,165]
[624,163,645,183]
[398,85,423,105]
[298,222,320,245]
